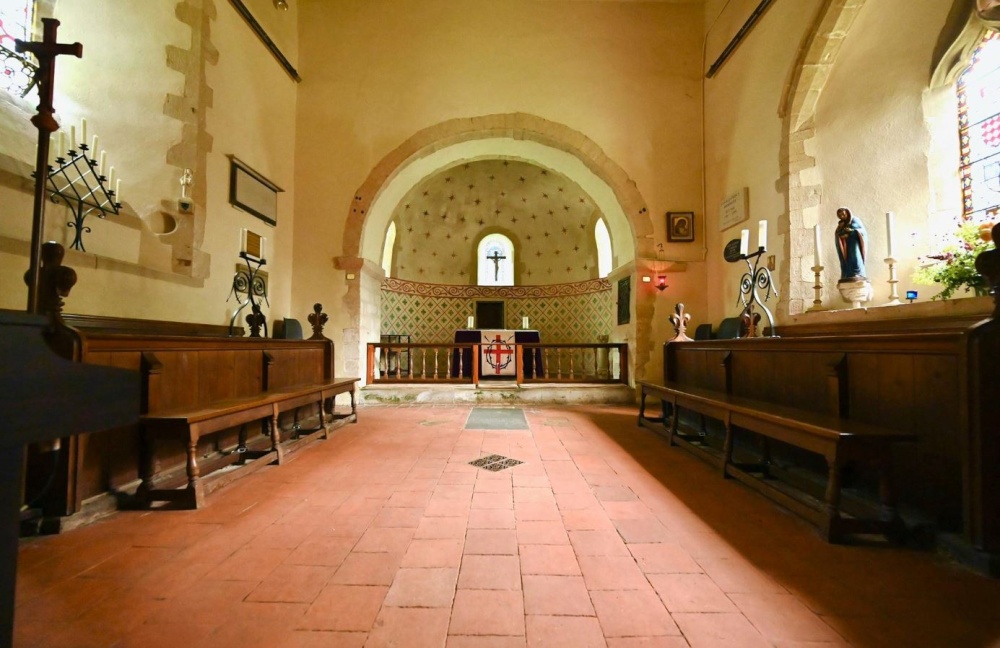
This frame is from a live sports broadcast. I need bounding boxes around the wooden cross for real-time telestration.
[486,250,506,281]
[16,18,82,314]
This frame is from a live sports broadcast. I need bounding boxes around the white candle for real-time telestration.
[260,236,266,261]
[81,118,87,146]
[91,135,98,155]
[885,211,896,259]
[467,316,475,329]
[758,220,768,251]
[813,224,821,267]
[58,132,66,158]
[69,125,76,151]
[108,166,115,186]
[522,316,529,329]
[739,229,749,256]
[115,179,121,203]
[49,133,57,164]
[99,151,106,175]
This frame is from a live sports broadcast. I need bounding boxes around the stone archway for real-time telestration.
[336,113,655,384]
[777,0,870,317]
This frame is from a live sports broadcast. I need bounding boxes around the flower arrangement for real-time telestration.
[912,222,995,300]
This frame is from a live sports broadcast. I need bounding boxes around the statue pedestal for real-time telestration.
[837,279,873,309]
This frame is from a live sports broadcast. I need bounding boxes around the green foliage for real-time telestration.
[912,222,995,300]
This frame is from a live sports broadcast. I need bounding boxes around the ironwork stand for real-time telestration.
[228,252,269,337]
[884,256,901,305]
[808,265,824,311]
[39,143,120,252]
[738,247,779,338]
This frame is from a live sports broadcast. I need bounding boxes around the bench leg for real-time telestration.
[350,387,357,419]
[823,454,844,542]
[270,410,285,465]
[721,413,734,478]
[137,429,155,505]
[668,399,680,446]
[186,440,205,509]
[637,389,648,427]
[877,456,906,544]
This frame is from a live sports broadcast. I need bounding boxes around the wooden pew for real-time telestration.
[638,381,915,541]
[642,297,999,571]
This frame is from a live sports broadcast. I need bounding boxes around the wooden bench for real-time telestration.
[138,378,357,508]
[638,380,916,542]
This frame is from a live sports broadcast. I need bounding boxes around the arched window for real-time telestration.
[477,233,514,286]
[594,217,612,278]
[958,31,1000,220]
[381,221,396,277]
[0,0,38,98]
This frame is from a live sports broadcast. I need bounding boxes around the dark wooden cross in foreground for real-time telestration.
[486,250,506,281]
[15,18,82,314]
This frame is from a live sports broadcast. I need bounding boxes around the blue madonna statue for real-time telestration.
[835,207,868,282]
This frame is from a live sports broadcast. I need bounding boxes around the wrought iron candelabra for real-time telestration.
[737,247,779,338]
[40,142,121,252]
[228,251,269,337]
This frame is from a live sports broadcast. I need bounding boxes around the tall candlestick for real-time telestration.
[739,229,750,256]
[885,211,896,259]
[758,220,768,251]
[813,224,821,267]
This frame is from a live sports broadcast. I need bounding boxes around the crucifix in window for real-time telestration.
[486,250,506,281]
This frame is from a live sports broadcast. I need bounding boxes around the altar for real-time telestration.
[452,329,542,379]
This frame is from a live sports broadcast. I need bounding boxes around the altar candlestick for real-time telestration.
[739,229,749,256]
[885,211,896,259]
[758,220,768,251]
[813,224,821,267]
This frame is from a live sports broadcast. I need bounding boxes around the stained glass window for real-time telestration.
[958,31,1000,220]
[594,217,611,278]
[0,0,36,97]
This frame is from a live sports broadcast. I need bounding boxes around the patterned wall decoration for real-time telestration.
[389,159,603,284]
[381,279,613,344]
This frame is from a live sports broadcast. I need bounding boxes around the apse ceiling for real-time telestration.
[389,159,603,285]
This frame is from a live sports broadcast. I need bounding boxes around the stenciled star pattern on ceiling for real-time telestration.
[390,159,602,285]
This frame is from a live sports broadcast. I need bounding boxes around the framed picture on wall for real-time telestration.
[667,211,695,242]
[229,155,283,226]
[617,277,630,326]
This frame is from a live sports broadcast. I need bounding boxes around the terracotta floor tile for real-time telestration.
[577,556,650,590]
[523,575,595,616]
[372,506,425,528]
[569,529,631,557]
[464,529,519,555]
[728,592,845,643]
[247,564,335,603]
[426,498,473,517]
[285,535,357,567]
[555,491,602,511]
[439,472,478,485]
[450,589,525,636]
[415,516,468,539]
[590,589,680,637]
[367,605,451,647]
[628,543,702,574]
[446,636,527,648]
[473,479,513,494]
[613,518,673,544]
[203,546,291,581]
[514,501,561,521]
[513,487,556,503]
[250,522,317,549]
[516,520,570,545]
[593,486,638,502]
[648,573,737,613]
[313,514,374,539]
[401,538,466,568]
[671,612,771,648]
[458,554,522,590]
[525,615,606,648]
[433,484,475,500]
[518,543,581,576]
[696,556,788,595]
[282,630,368,647]
[115,621,221,648]
[472,492,514,510]
[562,508,616,531]
[601,501,654,521]
[298,584,387,631]
[606,639,690,648]
[384,567,459,607]
[468,509,516,530]
[354,527,415,553]
[330,552,403,585]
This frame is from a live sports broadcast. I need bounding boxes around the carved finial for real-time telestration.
[179,168,193,198]
[739,306,761,338]
[308,303,329,340]
[669,303,693,342]
[975,222,1000,318]
[246,303,267,338]
[24,242,77,325]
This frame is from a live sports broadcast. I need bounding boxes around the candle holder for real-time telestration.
[36,143,121,252]
[884,257,901,305]
[737,247,779,338]
[228,251,269,337]
[807,265,824,311]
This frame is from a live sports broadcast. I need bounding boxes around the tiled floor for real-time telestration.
[14,404,1000,647]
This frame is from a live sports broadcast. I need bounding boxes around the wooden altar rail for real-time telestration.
[366,342,628,386]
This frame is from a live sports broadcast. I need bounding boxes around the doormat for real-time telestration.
[469,454,523,472]
[465,407,528,430]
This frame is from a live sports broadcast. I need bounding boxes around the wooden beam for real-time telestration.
[706,0,778,79]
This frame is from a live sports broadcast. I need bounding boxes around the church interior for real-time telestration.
[2,0,1000,646]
